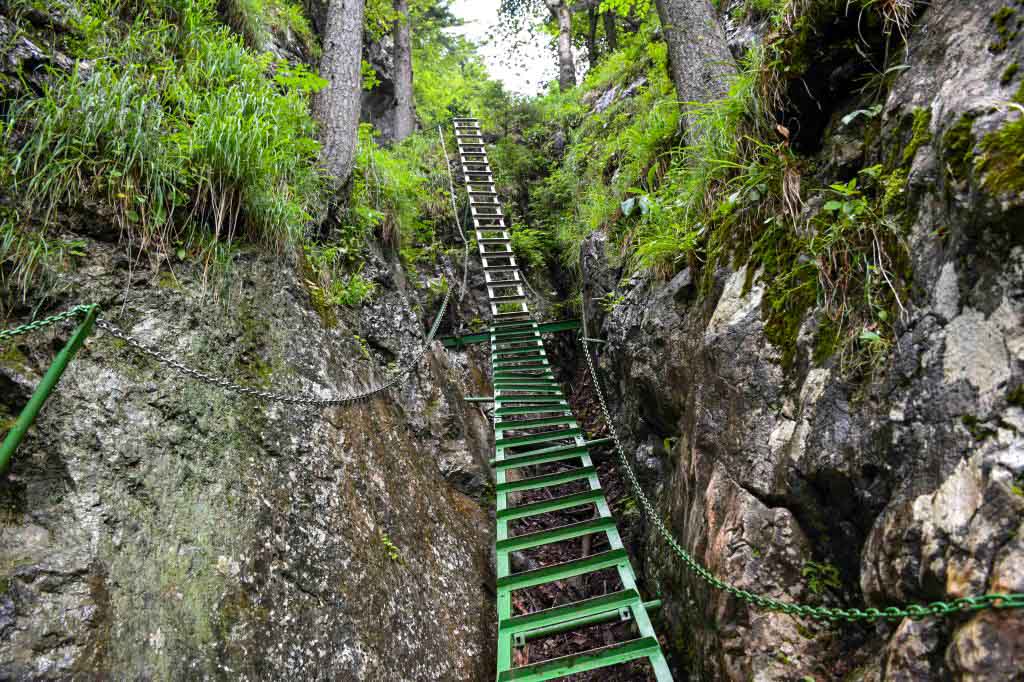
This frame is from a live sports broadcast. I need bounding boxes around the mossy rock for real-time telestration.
[977,116,1024,195]
[942,114,979,183]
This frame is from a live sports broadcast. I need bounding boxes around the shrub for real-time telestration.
[3,0,327,284]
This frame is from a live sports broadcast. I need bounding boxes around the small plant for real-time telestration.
[328,273,376,307]
[600,291,626,313]
[379,532,403,563]
[352,335,371,359]
[1010,474,1024,498]
[802,561,841,597]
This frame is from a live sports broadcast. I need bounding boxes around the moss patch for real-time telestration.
[977,116,1024,195]
[1002,62,1020,85]
[902,108,933,165]
[1009,384,1024,406]
[990,5,1023,54]
[942,115,978,182]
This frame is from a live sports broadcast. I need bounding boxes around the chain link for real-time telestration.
[578,313,1024,623]
[0,305,94,343]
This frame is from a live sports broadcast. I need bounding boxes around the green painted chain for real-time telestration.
[0,305,94,343]
[578,312,1024,623]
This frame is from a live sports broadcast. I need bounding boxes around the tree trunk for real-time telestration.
[313,0,366,188]
[602,8,617,51]
[392,0,415,142]
[548,1,575,91]
[654,0,735,141]
[586,7,599,67]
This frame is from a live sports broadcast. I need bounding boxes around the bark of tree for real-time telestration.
[602,8,617,51]
[545,1,576,91]
[654,0,736,141]
[392,0,415,141]
[586,6,599,66]
[313,0,366,189]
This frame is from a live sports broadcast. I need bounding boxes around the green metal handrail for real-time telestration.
[1,305,98,474]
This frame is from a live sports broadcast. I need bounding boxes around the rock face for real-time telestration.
[581,1,1024,679]
[1,232,496,679]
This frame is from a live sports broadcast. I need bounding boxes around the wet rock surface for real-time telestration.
[0,232,496,679]
[579,1,1024,679]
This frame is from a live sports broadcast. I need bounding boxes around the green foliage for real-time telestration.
[600,291,625,312]
[490,2,916,377]
[802,561,841,597]
[221,0,318,53]
[2,0,327,299]
[329,273,376,306]
[349,124,448,250]
[0,219,87,308]
[412,28,508,130]
[379,531,403,563]
[509,223,552,270]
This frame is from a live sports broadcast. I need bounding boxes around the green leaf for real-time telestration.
[823,200,843,212]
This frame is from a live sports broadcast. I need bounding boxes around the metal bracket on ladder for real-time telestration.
[451,118,674,682]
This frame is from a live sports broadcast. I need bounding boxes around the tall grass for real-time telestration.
[3,0,327,277]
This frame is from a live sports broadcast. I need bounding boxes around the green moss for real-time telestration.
[0,344,29,373]
[990,6,1021,54]
[902,108,933,165]
[882,168,909,213]
[942,115,978,182]
[977,116,1024,194]
[156,270,180,289]
[1001,62,1020,85]
[1009,384,1024,406]
[962,415,998,440]
[812,316,843,365]
[233,304,275,386]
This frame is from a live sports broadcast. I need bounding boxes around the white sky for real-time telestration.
[447,0,557,95]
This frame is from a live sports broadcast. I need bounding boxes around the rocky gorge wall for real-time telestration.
[0,221,498,680]
[581,1,1024,679]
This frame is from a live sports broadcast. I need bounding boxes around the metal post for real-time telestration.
[0,305,98,474]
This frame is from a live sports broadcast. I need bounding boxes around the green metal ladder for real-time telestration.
[453,118,673,681]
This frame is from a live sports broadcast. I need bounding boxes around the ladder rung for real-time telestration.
[490,442,589,469]
[493,328,540,337]
[494,415,574,432]
[494,374,555,383]
[496,515,615,552]
[492,320,537,330]
[493,395,568,404]
[496,489,607,522]
[496,427,582,449]
[497,637,661,682]
[493,405,571,418]
[496,464,595,494]
[500,588,640,633]
[494,374,555,382]
[496,547,626,590]
[494,373,556,382]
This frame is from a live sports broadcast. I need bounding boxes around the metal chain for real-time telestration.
[0,305,94,343]
[0,255,455,406]
[578,313,1024,622]
[96,267,454,406]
